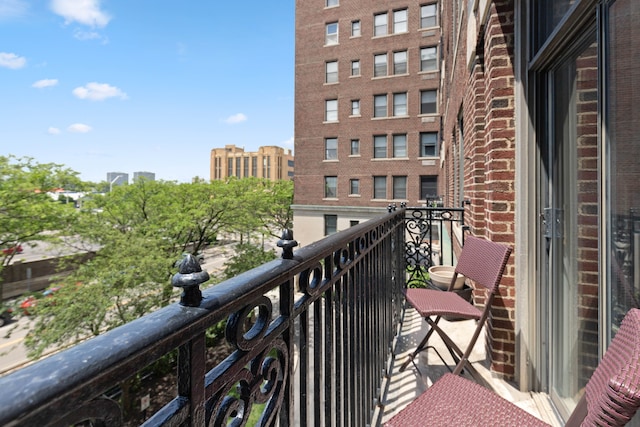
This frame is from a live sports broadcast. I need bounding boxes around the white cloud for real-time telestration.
[67,123,92,133]
[48,127,61,135]
[50,0,111,28]
[0,52,26,69]
[224,113,248,124]
[72,82,127,101]
[0,0,29,19]
[32,78,59,88]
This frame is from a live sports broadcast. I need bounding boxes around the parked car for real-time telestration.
[0,305,13,327]
[1,244,23,255]
[19,286,61,315]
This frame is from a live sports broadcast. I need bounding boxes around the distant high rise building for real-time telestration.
[210,145,294,182]
[106,172,128,187]
[133,171,155,182]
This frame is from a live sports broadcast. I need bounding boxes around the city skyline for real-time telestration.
[0,1,294,183]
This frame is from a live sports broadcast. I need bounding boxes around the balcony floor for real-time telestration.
[377,305,563,426]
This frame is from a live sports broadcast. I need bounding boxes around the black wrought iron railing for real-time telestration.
[0,205,465,426]
[404,206,466,288]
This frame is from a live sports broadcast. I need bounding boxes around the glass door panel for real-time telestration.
[546,34,599,419]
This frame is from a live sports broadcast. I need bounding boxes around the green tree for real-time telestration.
[222,243,278,280]
[24,179,238,357]
[0,155,81,296]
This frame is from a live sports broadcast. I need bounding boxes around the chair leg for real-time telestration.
[399,316,442,372]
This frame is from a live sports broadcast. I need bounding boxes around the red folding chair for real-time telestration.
[399,235,512,382]
[386,308,640,426]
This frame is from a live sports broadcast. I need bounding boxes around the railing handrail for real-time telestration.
[0,207,409,426]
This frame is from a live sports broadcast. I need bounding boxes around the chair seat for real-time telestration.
[405,288,482,319]
[385,373,549,427]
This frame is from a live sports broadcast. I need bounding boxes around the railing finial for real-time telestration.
[277,229,298,260]
[172,255,209,306]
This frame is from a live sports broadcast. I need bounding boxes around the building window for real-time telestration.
[393,134,407,157]
[373,135,387,158]
[350,139,360,155]
[350,179,360,195]
[374,13,387,36]
[420,175,438,200]
[235,157,241,177]
[326,22,338,45]
[420,46,438,71]
[227,158,233,177]
[325,138,338,160]
[393,176,407,199]
[420,90,437,114]
[325,99,338,121]
[420,132,438,156]
[374,94,387,117]
[324,214,337,235]
[243,157,249,177]
[326,0,338,7]
[351,20,361,37]
[373,176,387,199]
[351,60,360,76]
[325,176,337,198]
[351,99,360,116]
[393,9,408,33]
[393,51,407,75]
[393,92,407,116]
[326,61,338,83]
[420,4,437,28]
[350,220,359,227]
[263,156,271,178]
[374,53,387,77]
[251,156,257,177]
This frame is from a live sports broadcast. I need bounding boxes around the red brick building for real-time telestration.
[293,0,443,244]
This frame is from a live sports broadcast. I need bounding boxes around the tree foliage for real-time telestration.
[222,243,278,280]
[0,156,81,294]
[24,177,294,358]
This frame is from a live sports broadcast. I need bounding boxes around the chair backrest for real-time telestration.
[581,308,640,426]
[454,236,512,293]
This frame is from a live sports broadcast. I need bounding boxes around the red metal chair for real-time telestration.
[399,235,512,382]
[386,308,640,426]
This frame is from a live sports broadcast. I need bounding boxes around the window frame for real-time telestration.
[373,176,387,199]
[325,61,338,83]
[393,92,408,116]
[351,20,361,37]
[374,53,388,77]
[373,135,387,159]
[325,99,338,122]
[349,179,360,195]
[324,214,338,235]
[350,139,360,156]
[325,137,338,160]
[393,50,408,75]
[420,132,439,157]
[420,89,437,115]
[393,176,407,200]
[374,13,388,37]
[374,94,387,118]
[351,60,361,76]
[392,134,407,157]
[393,9,408,34]
[326,22,339,45]
[351,99,361,116]
[324,176,338,198]
[420,46,438,72]
[419,175,438,200]
[420,3,437,29]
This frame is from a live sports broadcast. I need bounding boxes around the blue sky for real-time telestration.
[0,0,295,183]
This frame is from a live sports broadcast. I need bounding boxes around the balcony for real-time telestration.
[0,206,556,426]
